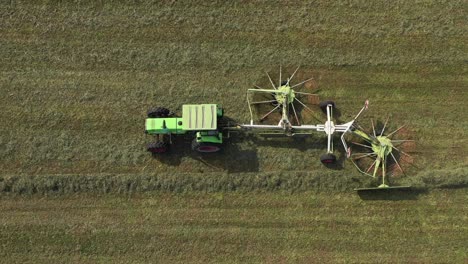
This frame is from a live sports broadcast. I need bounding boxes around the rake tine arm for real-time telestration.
[371,119,376,138]
[380,116,389,136]
[294,92,319,96]
[352,152,376,160]
[287,66,300,86]
[391,146,412,157]
[294,98,323,123]
[266,71,277,90]
[291,77,315,89]
[366,159,378,174]
[387,125,405,138]
[260,105,280,121]
[279,65,282,87]
[351,141,373,149]
[390,152,405,174]
[294,98,314,112]
[291,102,301,125]
[251,100,277,105]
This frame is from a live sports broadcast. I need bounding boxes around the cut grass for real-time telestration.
[0,2,466,263]
[0,190,467,263]
[0,2,467,187]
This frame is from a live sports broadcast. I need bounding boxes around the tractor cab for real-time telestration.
[145,104,224,153]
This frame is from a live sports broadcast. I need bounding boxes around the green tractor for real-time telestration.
[145,104,225,153]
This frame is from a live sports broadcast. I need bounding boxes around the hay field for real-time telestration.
[1,1,466,190]
[0,1,467,262]
[1,190,467,263]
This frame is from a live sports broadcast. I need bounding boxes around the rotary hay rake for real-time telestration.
[239,66,415,190]
[240,66,368,164]
[348,118,415,191]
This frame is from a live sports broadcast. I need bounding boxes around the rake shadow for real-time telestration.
[357,187,428,201]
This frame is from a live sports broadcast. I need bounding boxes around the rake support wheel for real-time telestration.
[319,100,335,113]
[320,153,337,164]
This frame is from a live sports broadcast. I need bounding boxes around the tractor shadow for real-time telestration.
[357,187,428,201]
[150,130,260,173]
[191,133,260,173]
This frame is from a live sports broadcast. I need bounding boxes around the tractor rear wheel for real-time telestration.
[147,107,170,118]
[191,139,221,153]
[320,153,337,164]
[319,100,335,113]
[147,141,168,153]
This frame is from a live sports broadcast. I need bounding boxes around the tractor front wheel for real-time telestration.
[147,107,170,118]
[147,141,168,153]
[320,153,337,164]
[191,140,221,153]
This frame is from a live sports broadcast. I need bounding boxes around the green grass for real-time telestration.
[0,190,467,263]
[0,1,467,189]
[0,2,467,262]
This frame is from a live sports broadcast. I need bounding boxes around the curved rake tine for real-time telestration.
[266,71,277,90]
[251,100,277,105]
[371,119,376,138]
[390,152,404,174]
[291,77,314,89]
[380,116,390,136]
[279,65,282,87]
[286,66,300,86]
[291,102,300,125]
[352,141,373,149]
[387,125,405,138]
[260,105,280,121]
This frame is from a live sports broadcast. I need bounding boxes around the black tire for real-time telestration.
[147,107,170,118]
[320,153,337,164]
[147,141,168,153]
[319,100,336,113]
[191,139,221,153]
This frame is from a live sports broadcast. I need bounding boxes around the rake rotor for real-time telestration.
[246,66,319,132]
[348,119,415,190]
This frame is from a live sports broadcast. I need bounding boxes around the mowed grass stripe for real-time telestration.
[0,190,466,263]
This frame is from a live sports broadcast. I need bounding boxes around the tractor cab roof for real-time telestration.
[182,104,218,131]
